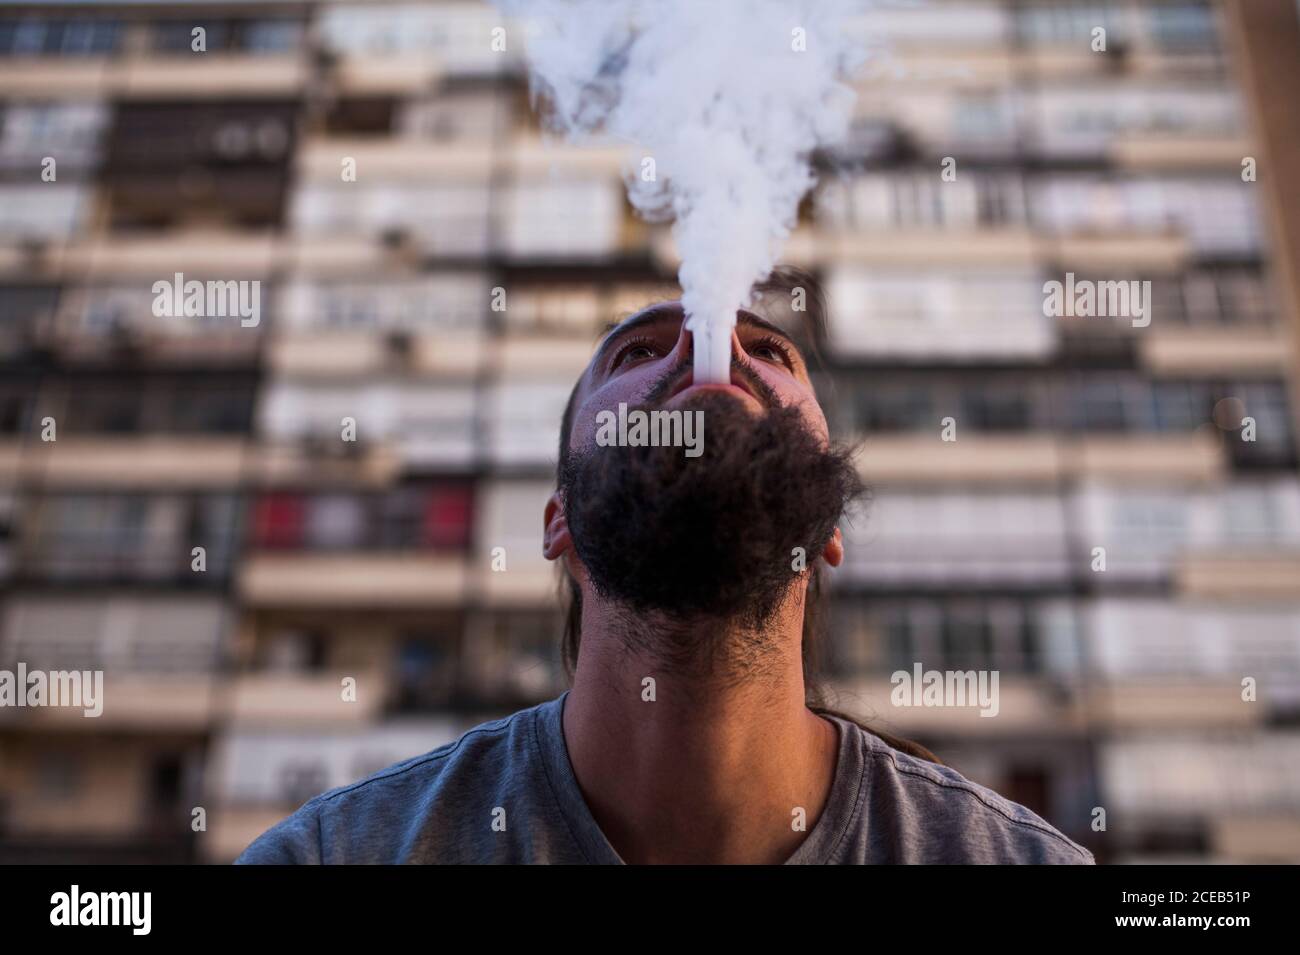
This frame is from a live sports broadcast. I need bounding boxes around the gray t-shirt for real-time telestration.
[236,691,1094,864]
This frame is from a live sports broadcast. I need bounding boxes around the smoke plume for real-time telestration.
[493,0,869,379]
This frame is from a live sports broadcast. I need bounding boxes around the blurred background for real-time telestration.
[1,0,1298,864]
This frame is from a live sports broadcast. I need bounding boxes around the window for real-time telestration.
[1145,3,1216,51]
[392,633,459,710]
[1069,376,1153,432]
[243,20,304,54]
[262,630,327,673]
[151,21,231,54]
[0,102,108,170]
[462,611,566,700]
[422,485,473,551]
[1112,494,1188,547]
[0,18,119,57]
[851,600,1044,674]
[1017,2,1125,47]
[503,179,623,258]
[961,387,1033,431]
[1151,382,1200,431]
[253,494,305,550]
[149,755,185,814]
[855,384,934,433]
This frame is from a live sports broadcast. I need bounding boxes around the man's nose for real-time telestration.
[668,318,747,372]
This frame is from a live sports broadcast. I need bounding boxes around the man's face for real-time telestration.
[549,298,862,658]
[565,301,830,455]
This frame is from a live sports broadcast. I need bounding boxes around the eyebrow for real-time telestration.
[590,303,802,373]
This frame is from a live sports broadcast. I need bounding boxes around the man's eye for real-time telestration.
[614,343,658,366]
[748,337,794,367]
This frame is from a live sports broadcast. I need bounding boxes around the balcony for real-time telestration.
[765,227,1041,268]
[0,57,111,96]
[238,553,470,608]
[1110,133,1254,170]
[828,675,1084,735]
[0,673,217,731]
[1,437,249,489]
[1049,232,1191,271]
[267,333,486,378]
[296,137,496,181]
[497,336,593,378]
[1138,325,1291,376]
[1070,433,1224,481]
[46,231,280,279]
[228,671,389,727]
[856,49,1019,88]
[852,432,1225,486]
[1021,48,1226,81]
[855,435,1061,485]
[252,442,402,488]
[1083,680,1261,729]
[1211,816,1300,863]
[472,563,558,606]
[1176,553,1300,598]
[116,53,307,99]
[330,55,447,96]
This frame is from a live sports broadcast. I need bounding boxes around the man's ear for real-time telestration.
[821,526,844,568]
[542,491,571,561]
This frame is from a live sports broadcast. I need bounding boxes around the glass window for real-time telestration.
[152,20,231,54]
[243,20,303,54]
[1146,3,1216,51]
[1152,382,1199,431]
[961,387,1033,431]
[10,20,49,55]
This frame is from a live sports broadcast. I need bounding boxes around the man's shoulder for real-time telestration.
[234,699,552,864]
[852,724,1094,864]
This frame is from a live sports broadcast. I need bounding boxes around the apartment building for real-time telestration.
[0,0,1297,864]
[811,0,1300,861]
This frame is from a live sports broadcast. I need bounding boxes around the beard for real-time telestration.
[557,391,864,671]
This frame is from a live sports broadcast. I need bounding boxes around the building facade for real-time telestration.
[0,0,1297,863]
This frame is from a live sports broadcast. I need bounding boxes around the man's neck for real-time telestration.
[560,598,840,864]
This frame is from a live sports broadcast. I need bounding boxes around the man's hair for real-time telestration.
[552,266,940,764]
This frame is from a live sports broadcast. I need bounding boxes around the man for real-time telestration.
[237,272,1094,865]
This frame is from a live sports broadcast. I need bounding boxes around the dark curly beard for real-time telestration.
[558,392,864,670]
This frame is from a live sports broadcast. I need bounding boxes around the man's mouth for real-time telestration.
[665,372,761,406]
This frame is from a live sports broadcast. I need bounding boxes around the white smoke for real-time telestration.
[493,0,870,381]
